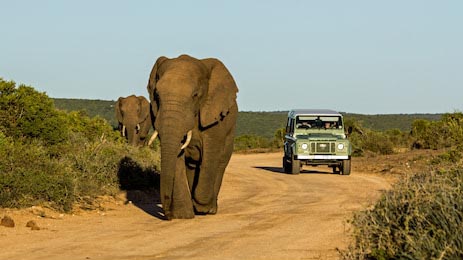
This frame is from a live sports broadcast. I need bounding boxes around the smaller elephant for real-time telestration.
[115,95,152,146]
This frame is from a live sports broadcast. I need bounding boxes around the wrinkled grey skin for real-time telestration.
[147,54,238,219]
[115,95,152,146]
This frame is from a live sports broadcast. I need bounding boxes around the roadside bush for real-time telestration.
[62,136,159,205]
[0,78,160,212]
[442,112,463,144]
[411,112,463,150]
[384,128,410,149]
[64,110,121,143]
[430,148,462,165]
[0,135,160,212]
[411,119,446,149]
[272,128,285,149]
[234,134,272,151]
[348,130,395,156]
[0,79,69,144]
[0,138,75,211]
[341,167,463,259]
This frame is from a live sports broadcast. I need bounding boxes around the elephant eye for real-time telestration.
[192,91,199,98]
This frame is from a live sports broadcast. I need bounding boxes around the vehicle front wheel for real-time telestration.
[341,158,351,175]
[291,156,300,175]
[282,156,290,173]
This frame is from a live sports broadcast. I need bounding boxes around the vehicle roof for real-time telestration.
[288,109,342,117]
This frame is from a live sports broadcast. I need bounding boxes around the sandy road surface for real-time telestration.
[0,153,390,260]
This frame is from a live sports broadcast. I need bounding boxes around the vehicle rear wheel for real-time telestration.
[341,158,351,175]
[291,156,300,175]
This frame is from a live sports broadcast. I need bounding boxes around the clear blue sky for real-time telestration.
[1,1,462,114]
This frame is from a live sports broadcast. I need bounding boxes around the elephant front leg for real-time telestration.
[192,141,224,215]
[167,156,195,219]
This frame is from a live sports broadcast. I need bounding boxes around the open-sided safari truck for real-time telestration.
[283,109,352,175]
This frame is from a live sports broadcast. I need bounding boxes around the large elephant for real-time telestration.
[147,54,238,219]
[115,95,152,146]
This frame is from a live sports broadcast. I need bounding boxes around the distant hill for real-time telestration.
[343,113,442,132]
[53,98,442,139]
[237,111,441,138]
[237,111,287,139]
[53,98,118,127]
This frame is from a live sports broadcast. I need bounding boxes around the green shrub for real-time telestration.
[234,134,272,151]
[0,139,75,211]
[342,167,463,259]
[349,130,395,156]
[64,136,159,197]
[430,149,462,165]
[65,110,121,143]
[411,112,463,150]
[0,135,160,212]
[0,78,160,212]
[384,128,410,148]
[0,79,69,144]
[272,128,285,149]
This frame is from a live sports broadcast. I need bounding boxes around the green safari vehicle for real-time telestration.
[283,109,352,175]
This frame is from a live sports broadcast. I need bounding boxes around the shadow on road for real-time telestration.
[254,166,333,175]
[117,156,168,220]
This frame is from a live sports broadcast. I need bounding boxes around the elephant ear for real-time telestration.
[200,58,239,128]
[137,96,150,123]
[115,97,123,123]
[147,56,168,117]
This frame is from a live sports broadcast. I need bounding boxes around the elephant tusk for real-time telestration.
[180,130,193,150]
[148,130,158,146]
[136,124,141,131]
[122,125,126,137]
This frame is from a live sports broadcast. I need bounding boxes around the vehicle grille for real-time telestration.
[311,142,335,154]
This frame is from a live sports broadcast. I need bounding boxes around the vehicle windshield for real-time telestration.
[295,116,343,130]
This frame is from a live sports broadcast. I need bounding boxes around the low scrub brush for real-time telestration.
[341,167,463,259]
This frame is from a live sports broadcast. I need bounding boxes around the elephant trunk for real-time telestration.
[158,124,192,218]
[159,138,180,218]
[125,124,139,146]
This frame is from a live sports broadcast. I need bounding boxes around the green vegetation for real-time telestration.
[54,98,118,127]
[411,113,463,150]
[344,112,441,132]
[236,111,287,139]
[0,78,159,211]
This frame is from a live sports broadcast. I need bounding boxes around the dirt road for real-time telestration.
[0,152,390,260]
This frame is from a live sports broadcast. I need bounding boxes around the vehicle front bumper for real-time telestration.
[296,155,349,160]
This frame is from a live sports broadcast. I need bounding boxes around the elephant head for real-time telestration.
[147,54,238,219]
[115,95,152,146]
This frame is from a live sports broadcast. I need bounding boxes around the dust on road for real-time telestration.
[0,152,390,260]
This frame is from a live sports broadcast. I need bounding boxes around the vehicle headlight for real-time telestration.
[301,143,308,150]
[337,143,344,150]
